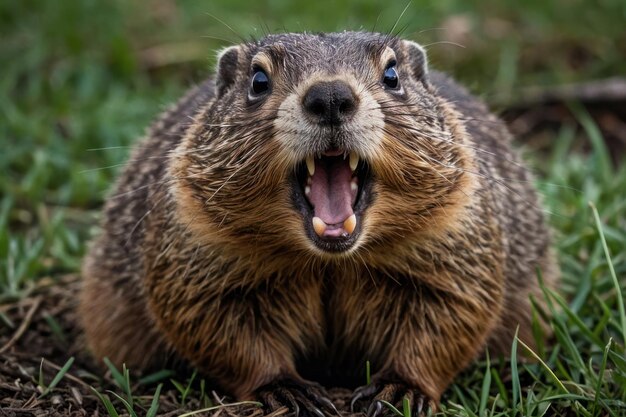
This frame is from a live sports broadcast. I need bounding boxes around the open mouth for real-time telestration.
[292,149,371,252]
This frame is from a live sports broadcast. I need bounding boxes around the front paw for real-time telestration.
[351,379,432,417]
[257,378,338,417]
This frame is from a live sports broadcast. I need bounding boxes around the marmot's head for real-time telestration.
[171,32,476,260]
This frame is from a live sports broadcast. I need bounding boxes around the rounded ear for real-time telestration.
[401,40,428,83]
[215,45,242,96]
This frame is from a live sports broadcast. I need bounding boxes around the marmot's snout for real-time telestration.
[294,80,369,252]
[302,80,358,126]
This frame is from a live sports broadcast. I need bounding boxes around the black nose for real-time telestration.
[302,80,357,125]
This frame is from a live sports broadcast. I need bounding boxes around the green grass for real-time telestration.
[1,0,625,415]
[38,356,75,397]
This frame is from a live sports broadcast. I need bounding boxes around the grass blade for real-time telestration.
[479,350,492,416]
[90,387,120,417]
[40,357,74,397]
[402,396,411,417]
[379,400,404,417]
[511,327,522,416]
[138,369,174,385]
[122,364,133,408]
[592,339,612,416]
[571,105,611,183]
[517,338,569,394]
[103,357,126,388]
[590,202,626,349]
[107,390,138,417]
[146,383,163,417]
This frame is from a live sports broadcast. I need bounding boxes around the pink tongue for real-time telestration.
[309,158,354,225]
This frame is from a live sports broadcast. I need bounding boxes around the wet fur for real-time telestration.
[80,32,557,404]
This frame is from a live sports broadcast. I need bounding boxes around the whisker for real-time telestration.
[415,27,446,35]
[389,118,532,172]
[79,163,127,173]
[199,34,237,45]
[382,126,470,203]
[389,1,412,37]
[203,12,248,44]
[86,146,133,151]
[386,118,581,193]
[422,41,466,49]
[375,106,545,177]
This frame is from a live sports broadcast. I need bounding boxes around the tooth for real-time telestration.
[306,155,315,176]
[305,185,311,196]
[350,181,358,193]
[349,152,359,172]
[312,217,326,237]
[343,214,357,234]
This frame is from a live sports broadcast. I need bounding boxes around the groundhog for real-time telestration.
[80,31,558,415]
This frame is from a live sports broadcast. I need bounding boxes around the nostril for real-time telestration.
[338,98,355,115]
[309,99,326,117]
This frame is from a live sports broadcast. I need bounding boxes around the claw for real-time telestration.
[350,393,363,412]
[260,391,281,412]
[350,393,365,413]
[278,388,300,417]
[317,395,340,415]
[294,403,301,417]
[310,406,326,417]
[350,383,380,412]
[367,400,383,417]
[257,379,336,417]
[351,380,431,417]
[414,396,424,417]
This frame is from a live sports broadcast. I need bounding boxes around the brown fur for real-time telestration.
[80,32,558,407]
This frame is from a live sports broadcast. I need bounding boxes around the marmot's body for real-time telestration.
[80,32,557,414]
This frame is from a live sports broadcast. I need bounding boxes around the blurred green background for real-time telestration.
[0,0,625,296]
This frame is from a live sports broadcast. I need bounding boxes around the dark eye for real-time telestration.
[251,69,270,96]
[383,62,399,89]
